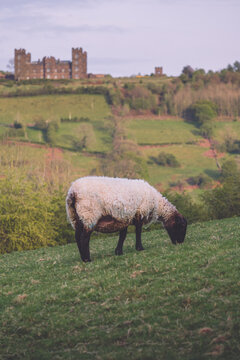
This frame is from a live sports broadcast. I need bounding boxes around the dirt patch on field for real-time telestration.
[203,149,225,159]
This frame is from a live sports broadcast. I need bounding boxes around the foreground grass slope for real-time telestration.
[0,217,239,359]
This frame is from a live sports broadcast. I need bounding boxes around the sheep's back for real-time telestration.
[68,176,159,229]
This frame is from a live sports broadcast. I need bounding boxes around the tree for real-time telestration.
[185,100,217,127]
[182,65,194,78]
[152,152,180,167]
[233,61,240,72]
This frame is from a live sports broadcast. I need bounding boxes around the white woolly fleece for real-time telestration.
[66,176,176,230]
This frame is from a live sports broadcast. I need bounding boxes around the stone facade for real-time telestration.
[155,67,163,76]
[14,48,87,81]
[72,48,87,80]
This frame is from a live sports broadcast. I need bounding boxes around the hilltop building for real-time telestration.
[155,67,163,76]
[14,48,87,81]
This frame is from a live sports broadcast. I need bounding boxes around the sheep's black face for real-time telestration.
[164,212,187,245]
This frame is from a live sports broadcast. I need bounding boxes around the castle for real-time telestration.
[14,48,87,81]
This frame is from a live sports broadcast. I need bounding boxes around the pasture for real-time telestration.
[0,94,111,124]
[126,118,201,145]
[0,217,239,359]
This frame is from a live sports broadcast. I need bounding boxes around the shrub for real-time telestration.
[33,118,48,130]
[6,128,25,138]
[185,100,217,127]
[13,121,23,129]
[220,159,239,182]
[225,138,240,154]
[46,121,59,146]
[73,123,96,151]
[187,173,212,188]
[164,191,208,224]
[0,176,73,254]
[152,152,180,167]
[127,86,157,112]
[202,173,240,219]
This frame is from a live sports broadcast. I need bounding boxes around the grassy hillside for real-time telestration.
[0,94,111,125]
[126,118,201,145]
[0,78,239,191]
[0,217,239,360]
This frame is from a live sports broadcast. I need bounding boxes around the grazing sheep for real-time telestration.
[66,176,187,262]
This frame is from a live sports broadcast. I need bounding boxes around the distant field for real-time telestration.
[126,119,201,145]
[214,121,240,141]
[141,144,230,186]
[0,94,111,124]
[0,217,239,359]
[55,120,112,153]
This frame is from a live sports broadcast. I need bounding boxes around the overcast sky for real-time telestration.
[0,0,239,77]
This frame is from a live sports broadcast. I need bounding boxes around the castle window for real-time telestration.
[47,75,50,79]
[75,67,79,71]
[75,54,79,59]
[47,68,50,72]
[75,60,79,65]
[62,69,65,72]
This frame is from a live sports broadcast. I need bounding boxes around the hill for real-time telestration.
[0,217,239,359]
[0,73,239,192]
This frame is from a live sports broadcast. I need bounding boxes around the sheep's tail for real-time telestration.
[66,191,79,230]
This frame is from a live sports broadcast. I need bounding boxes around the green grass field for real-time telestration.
[141,144,230,186]
[0,217,239,359]
[0,94,111,125]
[126,118,201,145]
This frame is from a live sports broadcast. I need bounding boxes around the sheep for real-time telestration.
[66,176,187,262]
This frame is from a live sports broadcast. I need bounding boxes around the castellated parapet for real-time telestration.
[14,48,87,81]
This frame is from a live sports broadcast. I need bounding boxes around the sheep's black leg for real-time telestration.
[115,227,128,255]
[75,222,92,262]
[80,229,92,262]
[75,222,84,258]
[135,221,144,251]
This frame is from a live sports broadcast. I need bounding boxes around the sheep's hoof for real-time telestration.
[115,248,123,256]
[136,246,144,251]
[82,258,91,262]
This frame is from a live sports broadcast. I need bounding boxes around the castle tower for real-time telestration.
[14,49,31,80]
[155,67,163,76]
[72,48,87,79]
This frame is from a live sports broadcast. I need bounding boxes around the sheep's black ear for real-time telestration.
[164,212,187,244]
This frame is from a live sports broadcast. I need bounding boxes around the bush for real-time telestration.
[187,173,212,189]
[13,121,23,129]
[127,86,157,112]
[6,128,25,138]
[220,159,239,182]
[202,173,240,219]
[46,121,59,146]
[0,176,73,254]
[185,100,217,127]
[225,138,240,154]
[33,118,48,130]
[164,191,208,224]
[73,123,96,151]
[152,152,180,167]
